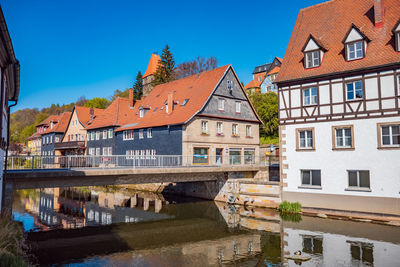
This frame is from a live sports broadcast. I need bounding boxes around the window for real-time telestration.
[398,75,400,94]
[139,129,144,139]
[151,149,156,159]
[303,236,323,255]
[139,108,144,118]
[96,131,100,140]
[244,149,255,164]
[108,129,113,139]
[89,148,95,155]
[232,124,239,136]
[103,147,112,156]
[126,150,134,159]
[218,98,225,111]
[346,80,363,100]
[378,123,400,147]
[217,122,223,135]
[193,147,209,164]
[55,137,60,143]
[347,241,374,265]
[348,170,370,189]
[296,128,314,150]
[201,121,208,134]
[103,130,107,139]
[347,41,364,60]
[91,132,95,141]
[246,125,252,137]
[49,136,52,144]
[333,126,354,149]
[305,51,320,68]
[229,148,241,165]
[397,31,400,52]
[87,134,90,141]
[227,80,233,91]
[181,99,189,106]
[301,170,321,186]
[147,128,152,138]
[235,101,241,113]
[95,147,100,155]
[303,87,317,105]
[123,130,134,140]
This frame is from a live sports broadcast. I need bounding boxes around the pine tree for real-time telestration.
[152,44,176,86]
[133,71,143,100]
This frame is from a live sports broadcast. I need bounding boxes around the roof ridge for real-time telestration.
[300,0,335,12]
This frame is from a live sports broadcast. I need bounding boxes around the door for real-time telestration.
[216,148,223,165]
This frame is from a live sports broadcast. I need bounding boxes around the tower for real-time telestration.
[142,54,161,97]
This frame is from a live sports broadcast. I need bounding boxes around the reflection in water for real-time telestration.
[12,187,400,266]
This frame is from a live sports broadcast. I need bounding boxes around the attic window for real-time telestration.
[227,80,233,92]
[396,29,400,52]
[181,99,189,106]
[302,36,323,69]
[344,26,367,61]
[139,108,144,118]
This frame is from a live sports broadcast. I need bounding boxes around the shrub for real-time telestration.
[279,201,302,214]
[0,215,28,267]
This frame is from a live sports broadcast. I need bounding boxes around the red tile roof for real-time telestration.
[244,79,262,89]
[143,54,161,78]
[74,106,104,128]
[86,97,139,130]
[267,66,281,75]
[115,65,259,132]
[42,112,72,134]
[276,0,400,83]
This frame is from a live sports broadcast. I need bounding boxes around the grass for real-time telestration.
[0,215,28,267]
[260,135,279,145]
[279,201,302,214]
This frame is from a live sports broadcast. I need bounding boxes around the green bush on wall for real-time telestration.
[279,201,302,214]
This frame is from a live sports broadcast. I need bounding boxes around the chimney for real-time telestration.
[374,0,384,27]
[90,108,94,119]
[167,93,173,115]
[129,88,135,108]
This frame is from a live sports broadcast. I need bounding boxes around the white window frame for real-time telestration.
[397,31,400,52]
[103,130,107,139]
[126,150,134,159]
[87,133,91,141]
[217,122,223,135]
[218,98,225,111]
[96,147,100,155]
[108,129,113,139]
[347,170,370,189]
[303,87,318,106]
[139,129,144,139]
[123,130,134,140]
[347,41,364,61]
[102,147,108,156]
[380,124,400,147]
[335,127,353,148]
[232,124,239,136]
[346,80,363,100]
[91,132,95,141]
[89,148,95,155]
[305,50,320,68]
[201,121,208,134]
[96,131,100,140]
[235,101,241,113]
[298,129,314,149]
[246,125,252,137]
[139,108,144,118]
[397,75,400,95]
[147,128,152,138]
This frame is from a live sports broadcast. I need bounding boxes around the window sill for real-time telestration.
[345,187,371,192]
[232,135,240,138]
[201,133,209,136]
[303,104,318,107]
[298,185,322,190]
[346,98,363,102]
[216,134,224,137]
[296,148,315,152]
[246,136,253,139]
[377,146,400,150]
[332,147,355,151]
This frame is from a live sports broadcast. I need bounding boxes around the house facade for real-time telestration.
[56,106,103,156]
[115,65,262,165]
[0,6,20,209]
[244,57,282,94]
[276,0,400,215]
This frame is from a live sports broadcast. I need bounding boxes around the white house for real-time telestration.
[275,0,400,215]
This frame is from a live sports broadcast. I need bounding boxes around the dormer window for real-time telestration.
[343,25,368,61]
[394,20,400,52]
[302,35,324,69]
[305,51,320,68]
[139,108,144,118]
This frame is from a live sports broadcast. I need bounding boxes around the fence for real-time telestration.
[5,154,280,170]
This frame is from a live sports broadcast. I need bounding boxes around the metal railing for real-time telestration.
[5,155,280,170]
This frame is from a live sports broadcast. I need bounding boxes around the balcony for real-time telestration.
[54,141,86,150]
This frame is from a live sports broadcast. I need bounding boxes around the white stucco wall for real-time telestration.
[283,116,400,198]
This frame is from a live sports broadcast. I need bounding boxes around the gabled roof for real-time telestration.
[42,112,72,134]
[244,79,263,89]
[302,34,328,52]
[86,98,139,130]
[37,115,59,127]
[116,65,259,132]
[27,131,41,141]
[143,54,161,78]
[267,66,281,75]
[342,24,371,43]
[74,106,104,128]
[276,0,400,84]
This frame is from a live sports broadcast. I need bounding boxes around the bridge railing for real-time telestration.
[5,155,280,170]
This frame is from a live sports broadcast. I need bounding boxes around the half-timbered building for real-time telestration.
[276,0,400,215]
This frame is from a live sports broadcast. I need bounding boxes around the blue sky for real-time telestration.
[2,0,325,111]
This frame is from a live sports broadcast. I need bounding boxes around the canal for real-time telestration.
[11,187,400,266]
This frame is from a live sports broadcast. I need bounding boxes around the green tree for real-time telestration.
[133,71,143,100]
[248,91,279,137]
[83,98,110,109]
[152,44,176,86]
[110,89,129,101]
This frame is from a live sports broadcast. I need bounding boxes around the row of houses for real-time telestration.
[27,55,262,166]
